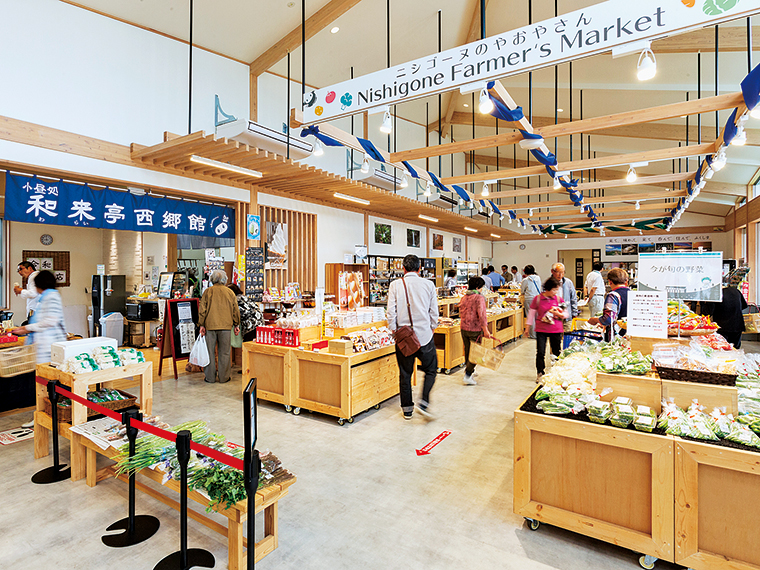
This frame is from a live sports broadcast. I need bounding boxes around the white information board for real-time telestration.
[638,252,723,302]
[627,291,668,339]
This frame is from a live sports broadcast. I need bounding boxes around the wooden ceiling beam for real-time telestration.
[653,26,760,54]
[392,92,743,163]
[444,142,715,186]
[440,0,490,139]
[249,0,363,75]
[492,190,687,210]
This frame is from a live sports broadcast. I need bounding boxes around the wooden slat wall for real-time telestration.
[259,205,317,292]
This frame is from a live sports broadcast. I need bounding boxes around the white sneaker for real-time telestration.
[21,420,34,428]
[463,374,477,386]
[471,372,478,377]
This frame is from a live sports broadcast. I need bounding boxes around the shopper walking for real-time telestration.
[524,276,566,383]
[501,265,513,283]
[511,266,523,284]
[701,285,747,348]
[551,263,579,333]
[584,262,606,318]
[588,268,630,341]
[521,265,542,339]
[487,265,505,288]
[198,270,240,384]
[12,270,67,365]
[14,261,39,325]
[480,267,493,290]
[387,255,439,420]
[458,277,492,386]
[443,269,458,291]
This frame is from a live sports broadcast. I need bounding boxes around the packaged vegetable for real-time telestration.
[537,400,573,415]
[613,396,632,407]
[610,412,632,428]
[708,407,733,438]
[726,422,760,448]
[633,415,656,433]
[536,384,566,401]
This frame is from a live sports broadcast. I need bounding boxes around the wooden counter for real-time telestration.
[433,324,464,374]
[243,342,398,424]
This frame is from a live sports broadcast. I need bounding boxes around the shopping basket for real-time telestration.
[562,330,603,349]
[469,341,506,371]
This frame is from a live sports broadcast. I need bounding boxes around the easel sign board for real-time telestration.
[637,252,723,302]
[627,291,668,339]
[158,298,199,379]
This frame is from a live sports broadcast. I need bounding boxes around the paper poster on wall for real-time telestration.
[432,233,443,251]
[39,258,53,271]
[407,229,420,248]
[374,223,392,245]
[26,258,40,271]
[246,214,260,240]
[638,252,723,302]
[265,222,288,269]
[627,291,668,339]
[54,270,66,284]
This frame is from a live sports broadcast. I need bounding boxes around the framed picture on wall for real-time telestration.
[375,223,392,245]
[406,229,420,248]
[432,233,444,251]
[452,237,462,253]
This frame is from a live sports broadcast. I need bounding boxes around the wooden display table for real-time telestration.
[514,403,675,565]
[433,324,465,374]
[627,335,690,355]
[76,436,293,569]
[483,309,520,349]
[243,343,399,424]
[33,361,153,481]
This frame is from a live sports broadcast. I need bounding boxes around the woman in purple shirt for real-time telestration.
[524,276,566,383]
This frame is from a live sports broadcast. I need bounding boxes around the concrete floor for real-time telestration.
[0,338,699,570]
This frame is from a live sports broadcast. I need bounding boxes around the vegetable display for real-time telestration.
[666,300,718,334]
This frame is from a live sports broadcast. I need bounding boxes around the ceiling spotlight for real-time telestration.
[712,152,727,171]
[631,219,636,226]
[478,87,495,114]
[636,48,657,81]
[704,167,714,180]
[731,127,747,146]
[380,109,393,134]
[361,156,370,174]
[564,233,568,239]
[553,177,562,190]
[639,229,643,235]
[313,139,324,157]
[528,208,534,217]
[518,136,544,150]
[551,224,555,230]
[508,217,513,224]
[481,182,489,197]
[626,166,637,183]
[469,201,475,209]
[499,214,504,221]
[424,181,432,197]
[458,197,464,206]
[330,26,340,34]
[635,200,640,210]
[399,171,409,188]
[556,108,564,113]
[463,103,469,108]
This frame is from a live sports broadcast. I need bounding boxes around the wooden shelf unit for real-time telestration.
[324,263,370,308]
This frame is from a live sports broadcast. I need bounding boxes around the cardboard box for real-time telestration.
[50,337,118,365]
[328,339,353,356]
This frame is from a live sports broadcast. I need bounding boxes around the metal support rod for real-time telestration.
[569,61,573,161]
[350,67,354,178]
[698,53,702,145]
[387,0,391,153]
[748,17,753,73]
[438,10,442,176]
[188,0,193,135]
[715,25,719,140]
[286,52,291,160]
[301,0,306,105]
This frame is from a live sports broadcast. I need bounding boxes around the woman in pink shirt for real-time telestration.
[458,277,492,386]
[524,276,566,383]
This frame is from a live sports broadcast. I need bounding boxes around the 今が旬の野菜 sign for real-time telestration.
[5,173,235,239]
[637,252,723,302]
[302,0,760,123]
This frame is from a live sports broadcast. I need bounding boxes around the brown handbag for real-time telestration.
[394,276,421,357]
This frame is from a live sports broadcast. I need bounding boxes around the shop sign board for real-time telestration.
[627,291,668,339]
[638,252,723,302]
[5,173,235,239]
[246,214,260,240]
[603,233,714,260]
[303,0,760,123]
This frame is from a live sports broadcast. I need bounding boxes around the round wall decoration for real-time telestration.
[519,244,526,250]
[40,234,53,246]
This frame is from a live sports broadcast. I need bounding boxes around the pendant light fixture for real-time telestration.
[637,49,657,80]
[481,182,489,197]
[399,171,409,188]
[361,156,370,174]
[731,126,747,146]
[313,139,324,156]
[553,176,562,190]
[626,165,637,183]
[528,208,534,217]
[478,87,494,114]
[712,151,727,171]
[423,181,432,197]
[379,109,393,134]
[635,200,641,210]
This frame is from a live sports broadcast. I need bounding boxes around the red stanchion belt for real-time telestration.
[35,375,243,471]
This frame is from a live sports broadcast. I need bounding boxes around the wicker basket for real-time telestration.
[44,389,137,423]
[0,345,36,377]
[655,365,737,387]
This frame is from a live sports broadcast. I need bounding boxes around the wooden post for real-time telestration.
[465,236,469,261]
[248,186,259,249]
[167,235,178,271]
[363,212,369,249]
[250,73,258,122]
[426,227,430,258]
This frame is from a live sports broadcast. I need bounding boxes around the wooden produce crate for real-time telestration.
[433,324,465,373]
[483,309,517,348]
[675,439,760,570]
[661,379,738,416]
[628,335,690,356]
[595,372,663,413]
[514,407,675,564]
[242,342,292,408]
[44,389,136,423]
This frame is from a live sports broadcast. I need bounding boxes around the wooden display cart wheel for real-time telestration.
[638,554,657,569]
[525,518,540,531]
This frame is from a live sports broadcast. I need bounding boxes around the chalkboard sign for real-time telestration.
[245,247,264,301]
[158,298,199,379]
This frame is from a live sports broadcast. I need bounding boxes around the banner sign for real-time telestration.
[5,173,235,239]
[604,233,714,260]
[638,252,723,302]
[627,291,668,339]
[303,0,760,124]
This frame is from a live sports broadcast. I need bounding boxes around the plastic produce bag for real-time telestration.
[189,335,210,368]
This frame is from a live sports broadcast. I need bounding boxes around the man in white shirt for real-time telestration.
[584,262,606,318]
[511,266,523,284]
[387,255,439,420]
[14,261,39,324]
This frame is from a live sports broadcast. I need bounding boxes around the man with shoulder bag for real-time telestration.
[387,255,439,420]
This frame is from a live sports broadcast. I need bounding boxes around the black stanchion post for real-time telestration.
[32,380,71,484]
[154,430,214,570]
[102,409,160,547]
[243,378,260,569]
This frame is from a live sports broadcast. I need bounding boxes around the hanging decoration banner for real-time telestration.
[302,0,760,124]
[5,173,235,238]
[638,252,723,302]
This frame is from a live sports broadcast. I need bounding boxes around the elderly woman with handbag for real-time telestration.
[198,270,240,384]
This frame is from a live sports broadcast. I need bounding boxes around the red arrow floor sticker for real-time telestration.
[416,431,451,456]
